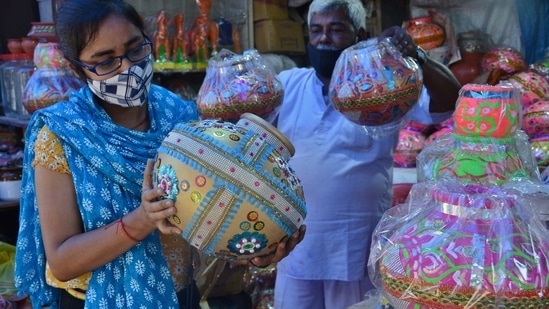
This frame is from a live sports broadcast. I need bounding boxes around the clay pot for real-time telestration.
[454,84,520,138]
[20,37,39,55]
[22,42,85,114]
[153,113,306,260]
[394,121,427,168]
[197,49,283,123]
[522,98,549,138]
[449,52,483,85]
[330,38,423,128]
[7,39,23,54]
[376,182,549,308]
[480,46,526,75]
[406,16,445,51]
[530,136,549,170]
[508,71,549,110]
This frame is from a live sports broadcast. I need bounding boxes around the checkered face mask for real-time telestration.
[87,57,153,107]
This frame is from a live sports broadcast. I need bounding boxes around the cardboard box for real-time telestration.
[254,19,306,54]
[253,0,288,21]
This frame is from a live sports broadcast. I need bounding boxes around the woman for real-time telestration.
[14,0,304,308]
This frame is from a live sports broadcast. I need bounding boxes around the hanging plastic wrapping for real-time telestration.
[329,37,423,139]
[22,42,84,114]
[196,48,284,124]
[369,83,549,308]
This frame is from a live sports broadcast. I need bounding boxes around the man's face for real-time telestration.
[308,8,357,50]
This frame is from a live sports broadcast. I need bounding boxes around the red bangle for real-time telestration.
[119,216,141,242]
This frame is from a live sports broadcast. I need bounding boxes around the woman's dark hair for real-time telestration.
[55,0,145,79]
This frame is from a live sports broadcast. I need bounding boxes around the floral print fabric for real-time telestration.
[15,85,199,308]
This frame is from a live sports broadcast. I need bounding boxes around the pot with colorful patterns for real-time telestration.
[406,16,445,51]
[196,49,283,123]
[153,113,306,260]
[453,83,521,138]
[522,98,549,138]
[330,37,423,129]
[376,182,549,309]
[480,46,526,75]
[508,71,549,110]
[22,42,84,113]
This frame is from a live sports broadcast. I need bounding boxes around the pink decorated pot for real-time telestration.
[522,98,549,138]
[480,47,526,74]
[508,71,549,110]
[425,116,454,145]
[197,49,283,123]
[406,16,445,51]
[377,184,549,308]
[153,113,306,260]
[330,38,423,127]
[454,84,520,138]
[394,121,427,168]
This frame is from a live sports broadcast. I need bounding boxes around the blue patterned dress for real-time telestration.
[14,85,199,308]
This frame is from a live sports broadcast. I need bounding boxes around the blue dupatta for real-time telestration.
[14,85,199,308]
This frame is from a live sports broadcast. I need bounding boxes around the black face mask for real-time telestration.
[307,43,346,80]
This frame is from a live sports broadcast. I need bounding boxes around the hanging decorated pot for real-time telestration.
[406,16,445,51]
[153,113,306,260]
[196,49,284,123]
[330,37,423,137]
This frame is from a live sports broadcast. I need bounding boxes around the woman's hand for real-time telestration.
[379,25,417,58]
[140,159,183,235]
[249,224,306,268]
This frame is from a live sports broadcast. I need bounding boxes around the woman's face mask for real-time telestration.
[87,57,153,107]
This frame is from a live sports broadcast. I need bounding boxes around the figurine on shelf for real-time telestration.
[208,20,219,56]
[232,26,241,55]
[172,13,192,70]
[192,15,209,68]
[153,10,174,69]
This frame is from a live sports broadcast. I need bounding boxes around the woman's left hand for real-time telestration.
[248,224,306,268]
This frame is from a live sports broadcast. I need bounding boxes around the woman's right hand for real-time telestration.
[140,159,183,235]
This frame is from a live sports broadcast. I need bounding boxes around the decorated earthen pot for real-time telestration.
[424,116,454,145]
[196,49,283,123]
[153,113,306,260]
[374,182,549,309]
[522,98,549,138]
[454,83,520,138]
[22,42,84,113]
[480,46,526,75]
[406,16,445,51]
[508,71,549,110]
[530,136,549,170]
[394,121,427,168]
[330,37,423,129]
